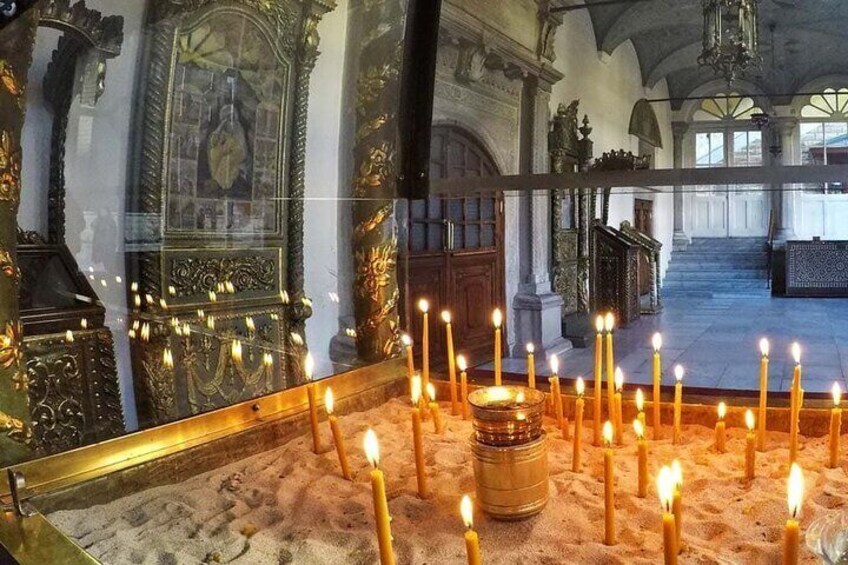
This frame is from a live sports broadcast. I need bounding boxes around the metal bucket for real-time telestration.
[470,432,549,520]
[467,386,546,447]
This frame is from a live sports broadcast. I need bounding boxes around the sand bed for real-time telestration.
[49,397,846,564]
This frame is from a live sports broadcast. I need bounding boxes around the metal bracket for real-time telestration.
[3,469,34,517]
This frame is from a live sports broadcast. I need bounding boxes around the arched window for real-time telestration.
[799,88,848,193]
[692,93,763,122]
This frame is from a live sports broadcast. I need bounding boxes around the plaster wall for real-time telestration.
[550,9,675,277]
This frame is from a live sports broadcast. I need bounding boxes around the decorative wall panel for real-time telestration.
[786,240,848,297]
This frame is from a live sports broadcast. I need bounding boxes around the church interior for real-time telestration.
[2,0,848,563]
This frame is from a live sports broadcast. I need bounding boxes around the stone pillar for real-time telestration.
[0,8,39,465]
[511,79,570,359]
[772,117,798,245]
[671,121,689,250]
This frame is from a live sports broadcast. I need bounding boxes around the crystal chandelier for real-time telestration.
[698,0,760,84]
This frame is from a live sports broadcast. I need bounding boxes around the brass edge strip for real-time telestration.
[0,512,99,565]
[0,359,403,500]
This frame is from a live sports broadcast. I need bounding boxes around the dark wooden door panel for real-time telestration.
[451,256,498,362]
[408,255,448,361]
[634,199,654,296]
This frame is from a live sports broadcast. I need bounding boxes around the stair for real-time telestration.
[663,237,771,299]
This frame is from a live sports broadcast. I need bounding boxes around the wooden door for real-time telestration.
[634,198,653,296]
[407,126,504,367]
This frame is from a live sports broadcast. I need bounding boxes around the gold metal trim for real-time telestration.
[0,358,403,500]
[0,512,98,565]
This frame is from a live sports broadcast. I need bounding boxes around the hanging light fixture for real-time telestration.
[698,0,760,84]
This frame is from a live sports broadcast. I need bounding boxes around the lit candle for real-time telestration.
[245,316,256,334]
[411,377,428,498]
[673,365,684,445]
[757,338,770,451]
[460,495,482,565]
[549,355,564,430]
[80,318,88,330]
[280,290,290,304]
[594,315,604,446]
[652,332,663,440]
[208,290,217,303]
[829,382,842,469]
[492,309,503,386]
[231,339,243,367]
[442,311,459,416]
[364,430,396,565]
[657,466,679,565]
[671,459,683,553]
[304,353,322,454]
[745,409,756,481]
[790,343,802,464]
[634,419,648,498]
[613,368,624,445]
[168,284,176,297]
[419,299,430,395]
[205,315,216,331]
[782,463,804,565]
[130,281,139,293]
[263,352,273,369]
[159,298,168,311]
[572,377,585,473]
[225,280,235,294]
[133,294,141,308]
[526,343,536,390]
[427,382,444,435]
[141,322,150,342]
[635,388,646,429]
[458,355,470,420]
[401,333,415,390]
[196,308,205,320]
[325,387,351,480]
[163,347,174,370]
[715,402,727,453]
[145,293,154,305]
[65,329,74,343]
[603,421,616,546]
[605,313,615,426]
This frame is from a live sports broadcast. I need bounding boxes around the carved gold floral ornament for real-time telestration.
[0,321,22,370]
[0,59,23,105]
[0,409,31,445]
[0,130,21,202]
[354,244,396,301]
[0,247,20,282]
[353,144,392,198]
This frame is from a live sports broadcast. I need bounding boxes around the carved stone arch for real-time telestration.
[629,98,663,149]
[431,118,509,176]
[790,75,848,114]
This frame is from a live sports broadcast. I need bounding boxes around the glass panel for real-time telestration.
[466,197,480,221]
[481,197,495,220]
[481,224,495,247]
[466,224,480,248]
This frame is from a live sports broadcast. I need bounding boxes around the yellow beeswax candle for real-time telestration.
[549,355,562,427]
[305,353,321,454]
[715,402,727,453]
[672,459,683,554]
[493,309,503,386]
[652,332,663,440]
[325,387,351,480]
[442,311,459,416]
[657,466,679,565]
[461,495,482,565]
[614,368,624,445]
[572,378,585,473]
[829,382,842,469]
[594,316,604,446]
[401,333,415,391]
[411,377,428,498]
[603,421,616,546]
[605,313,615,424]
[745,409,756,481]
[419,299,430,397]
[364,430,395,565]
[458,355,470,420]
[673,365,684,445]
[783,463,804,565]
[634,419,647,498]
[790,342,802,463]
[757,338,770,451]
[427,382,444,434]
[636,388,646,430]
[526,343,536,390]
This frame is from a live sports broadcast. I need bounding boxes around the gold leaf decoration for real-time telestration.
[0,321,22,369]
[353,144,392,198]
[0,130,21,203]
[354,244,396,301]
[0,247,20,282]
[0,60,23,99]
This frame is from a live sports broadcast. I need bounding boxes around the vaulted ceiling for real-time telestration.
[568,0,848,108]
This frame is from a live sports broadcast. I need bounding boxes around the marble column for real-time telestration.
[511,78,570,359]
[671,121,690,250]
[772,117,798,246]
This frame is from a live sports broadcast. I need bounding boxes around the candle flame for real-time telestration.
[130,281,139,292]
[457,355,468,372]
[418,299,429,313]
[633,418,644,439]
[745,409,755,431]
[674,364,684,382]
[80,318,88,330]
[460,495,474,529]
[635,388,644,412]
[263,352,273,368]
[759,338,770,358]
[657,465,674,513]
[280,290,290,304]
[441,310,451,324]
[325,387,335,415]
[526,342,535,354]
[304,353,315,381]
[159,298,168,311]
[718,401,727,420]
[595,315,604,334]
[787,463,804,519]
[230,340,243,364]
[614,367,624,392]
[401,333,413,347]
[576,377,586,396]
[196,309,205,319]
[208,290,217,303]
[65,329,74,343]
[163,347,174,370]
[486,387,512,403]
[603,420,614,446]
[168,285,176,297]
[833,382,842,406]
[792,342,801,365]
[671,459,683,488]
[364,429,380,468]
[604,312,615,332]
[206,315,216,330]
[652,332,663,352]
[550,354,559,376]
[426,382,437,403]
[182,323,190,336]
[411,374,422,404]
[516,390,526,404]
[245,316,255,332]
[492,308,503,328]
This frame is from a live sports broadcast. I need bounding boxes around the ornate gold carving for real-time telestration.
[354,244,396,301]
[354,203,392,239]
[355,114,388,143]
[0,321,22,370]
[170,256,276,297]
[0,129,21,203]
[356,63,400,111]
[0,247,20,282]
[0,409,30,445]
[353,144,393,198]
[140,348,177,422]
[0,59,24,105]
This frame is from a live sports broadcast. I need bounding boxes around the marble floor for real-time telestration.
[489,295,848,394]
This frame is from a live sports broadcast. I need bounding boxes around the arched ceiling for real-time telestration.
[561,0,848,108]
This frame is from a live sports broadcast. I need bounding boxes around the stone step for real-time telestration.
[663,279,768,290]
[664,288,771,299]
[664,269,768,280]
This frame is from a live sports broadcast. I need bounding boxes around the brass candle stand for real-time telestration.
[468,386,549,521]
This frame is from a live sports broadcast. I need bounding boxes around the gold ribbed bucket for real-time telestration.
[470,432,549,520]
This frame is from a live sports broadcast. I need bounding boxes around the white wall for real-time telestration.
[303,0,348,378]
[549,9,675,277]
